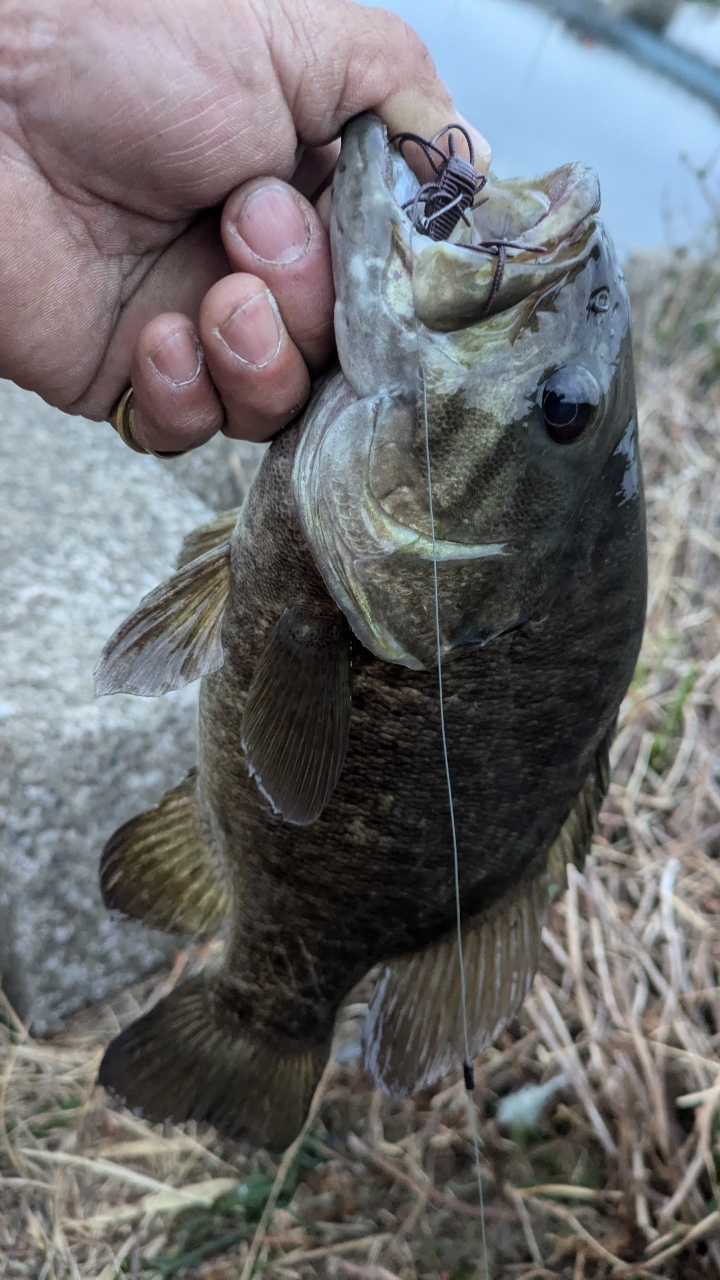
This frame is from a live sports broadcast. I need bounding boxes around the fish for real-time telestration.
[93,112,646,1151]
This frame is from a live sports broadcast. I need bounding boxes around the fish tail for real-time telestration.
[98,976,331,1150]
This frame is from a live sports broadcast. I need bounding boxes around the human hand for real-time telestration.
[0,0,489,452]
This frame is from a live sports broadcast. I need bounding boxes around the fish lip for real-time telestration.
[393,156,600,257]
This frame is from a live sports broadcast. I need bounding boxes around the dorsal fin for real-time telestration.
[363,741,609,1098]
[241,608,351,826]
[177,508,242,569]
[94,543,231,697]
[100,772,230,935]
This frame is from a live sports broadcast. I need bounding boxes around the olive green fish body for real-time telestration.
[198,405,642,1031]
[94,114,646,1146]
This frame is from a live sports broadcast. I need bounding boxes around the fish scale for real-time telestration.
[92,112,646,1151]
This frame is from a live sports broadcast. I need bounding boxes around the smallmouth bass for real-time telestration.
[94,113,646,1150]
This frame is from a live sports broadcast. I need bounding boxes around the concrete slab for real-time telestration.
[0,381,262,1030]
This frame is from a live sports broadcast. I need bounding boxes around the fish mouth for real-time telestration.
[332,111,603,406]
[398,151,601,333]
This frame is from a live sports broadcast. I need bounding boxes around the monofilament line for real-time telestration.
[410,226,490,1280]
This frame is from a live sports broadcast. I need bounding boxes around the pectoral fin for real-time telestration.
[241,609,351,826]
[95,543,231,696]
[364,743,609,1098]
[100,773,230,935]
[177,508,242,569]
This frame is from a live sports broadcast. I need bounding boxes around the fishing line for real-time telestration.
[409,218,490,1280]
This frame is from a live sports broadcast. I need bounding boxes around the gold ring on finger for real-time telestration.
[107,387,185,458]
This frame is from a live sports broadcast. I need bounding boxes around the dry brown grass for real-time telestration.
[4,251,720,1277]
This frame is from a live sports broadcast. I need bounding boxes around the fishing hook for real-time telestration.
[390,124,545,312]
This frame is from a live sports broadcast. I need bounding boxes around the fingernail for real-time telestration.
[235,184,311,264]
[150,328,201,385]
[218,289,281,367]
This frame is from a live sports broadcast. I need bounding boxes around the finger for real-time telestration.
[379,98,491,177]
[72,212,231,422]
[129,313,225,455]
[315,186,332,233]
[271,0,491,175]
[221,179,335,373]
[199,273,311,441]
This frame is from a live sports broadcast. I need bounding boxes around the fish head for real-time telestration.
[293,113,639,669]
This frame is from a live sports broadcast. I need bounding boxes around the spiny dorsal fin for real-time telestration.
[98,975,330,1151]
[363,740,610,1099]
[177,508,242,569]
[241,608,351,826]
[100,772,230,935]
[95,543,231,697]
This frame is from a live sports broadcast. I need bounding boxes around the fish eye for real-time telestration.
[590,287,610,313]
[542,365,601,444]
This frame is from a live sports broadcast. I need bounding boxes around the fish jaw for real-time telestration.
[293,372,510,670]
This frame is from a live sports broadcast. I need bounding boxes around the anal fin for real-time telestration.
[241,608,351,826]
[98,975,330,1151]
[94,543,231,696]
[364,740,610,1099]
[100,773,230,935]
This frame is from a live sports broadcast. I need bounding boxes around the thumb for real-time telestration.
[268,0,491,173]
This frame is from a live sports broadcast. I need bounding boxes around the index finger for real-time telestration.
[271,1,491,179]
[379,98,491,178]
